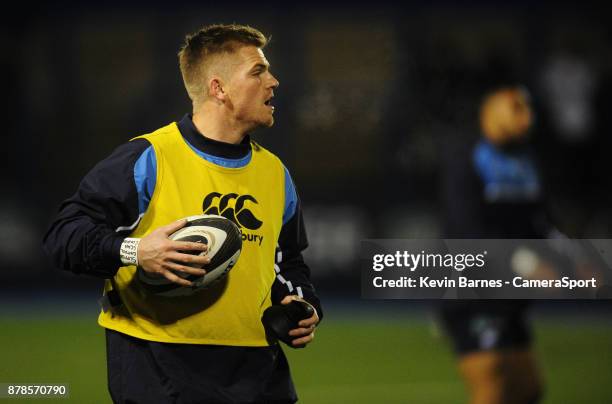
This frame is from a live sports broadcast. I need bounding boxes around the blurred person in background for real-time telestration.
[439,85,546,404]
[43,23,321,403]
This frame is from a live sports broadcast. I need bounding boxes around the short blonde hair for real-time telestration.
[178,24,268,104]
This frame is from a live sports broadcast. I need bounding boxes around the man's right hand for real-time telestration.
[137,219,209,286]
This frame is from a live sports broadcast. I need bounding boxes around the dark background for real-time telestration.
[1,2,612,403]
[3,2,611,294]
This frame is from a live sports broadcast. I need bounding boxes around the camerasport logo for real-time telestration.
[202,192,264,246]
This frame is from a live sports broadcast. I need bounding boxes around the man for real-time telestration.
[44,24,321,403]
[440,86,544,404]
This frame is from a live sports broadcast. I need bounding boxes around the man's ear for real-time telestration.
[209,77,226,101]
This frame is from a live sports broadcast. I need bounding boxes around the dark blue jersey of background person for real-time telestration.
[443,136,550,239]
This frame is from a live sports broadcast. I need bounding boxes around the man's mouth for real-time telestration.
[264,96,274,107]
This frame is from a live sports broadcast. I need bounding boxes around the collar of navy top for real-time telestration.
[177,114,252,159]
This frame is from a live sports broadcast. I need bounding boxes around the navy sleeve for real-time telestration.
[271,168,323,321]
[441,137,487,238]
[43,138,152,278]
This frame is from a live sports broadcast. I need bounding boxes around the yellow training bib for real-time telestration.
[98,122,285,346]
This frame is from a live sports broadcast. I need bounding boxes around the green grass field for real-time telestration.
[1,311,611,403]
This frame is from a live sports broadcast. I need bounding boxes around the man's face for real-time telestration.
[507,89,532,140]
[222,46,279,130]
[481,88,533,145]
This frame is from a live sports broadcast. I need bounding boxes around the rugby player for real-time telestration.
[44,24,322,403]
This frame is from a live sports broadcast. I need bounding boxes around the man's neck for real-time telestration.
[192,110,247,145]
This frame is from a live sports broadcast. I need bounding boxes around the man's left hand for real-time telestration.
[280,295,319,347]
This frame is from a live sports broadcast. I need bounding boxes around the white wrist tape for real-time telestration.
[120,238,141,266]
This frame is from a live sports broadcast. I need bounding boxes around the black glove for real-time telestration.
[261,300,314,348]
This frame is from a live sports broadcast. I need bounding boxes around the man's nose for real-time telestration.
[269,74,279,89]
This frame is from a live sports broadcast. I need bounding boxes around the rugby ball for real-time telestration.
[137,214,242,297]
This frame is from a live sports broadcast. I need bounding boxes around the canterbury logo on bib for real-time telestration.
[202,192,265,246]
